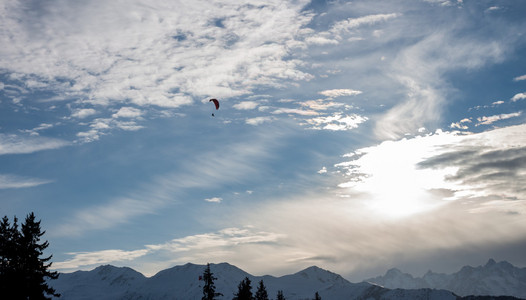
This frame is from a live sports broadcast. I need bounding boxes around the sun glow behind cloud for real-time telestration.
[337,133,457,218]
[336,125,526,218]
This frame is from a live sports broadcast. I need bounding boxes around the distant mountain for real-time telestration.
[365,259,526,299]
[50,261,525,299]
[52,263,463,300]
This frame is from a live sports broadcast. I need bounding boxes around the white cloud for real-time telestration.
[331,13,399,33]
[246,116,274,126]
[0,134,69,155]
[376,28,506,139]
[513,74,526,81]
[76,129,101,143]
[0,0,313,114]
[337,124,526,218]
[511,92,526,102]
[233,101,259,110]
[424,0,462,6]
[21,123,55,136]
[305,36,339,45]
[476,112,522,126]
[54,226,284,272]
[486,6,500,12]
[52,197,164,237]
[272,108,319,116]
[0,174,53,189]
[114,121,144,131]
[147,227,283,253]
[205,197,222,203]
[300,99,345,111]
[112,107,143,119]
[318,89,362,98]
[307,113,368,131]
[450,118,471,129]
[53,249,150,270]
[71,108,97,119]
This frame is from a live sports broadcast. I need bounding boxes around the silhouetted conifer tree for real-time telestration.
[314,291,321,300]
[233,277,253,300]
[202,263,222,300]
[254,280,268,300]
[0,213,60,299]
[276,290,286,300]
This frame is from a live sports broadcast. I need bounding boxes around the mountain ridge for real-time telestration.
[365,259,526,299]
[51,260,525,300]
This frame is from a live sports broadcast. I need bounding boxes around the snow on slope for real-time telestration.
[50,260,525,299]
[51,265,146,300]
[365,259,526,299]
[52,263,374,300]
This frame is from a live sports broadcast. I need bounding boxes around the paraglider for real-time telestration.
[209,98,219,116]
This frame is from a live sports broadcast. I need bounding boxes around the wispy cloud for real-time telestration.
[0,174,53,189]
[112,107,143,119]
[450,118,471,130]
[146,227,283,253]
[14,0,311,96]
[204,197,222,203]
[54,226,284,272]
[476,112,522,126]
[306,113,368,131]
[53,249,150,270]
[21,123,55,136]
[300,99,345,111]
[0,0,313,138]
[375,27,506,139]
[331,13,400,34]
[233,101,259,110]
[71,108,97,119]
[318,89,362,98]
[272,108,319,116]
[53,126,287,237]
[52,197,164,237]
[246,116,274,126]
[513,74,526,81]
[511,92,526,102]
[0,134,69,155]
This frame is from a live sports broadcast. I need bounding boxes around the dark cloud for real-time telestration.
[418,146,526,199]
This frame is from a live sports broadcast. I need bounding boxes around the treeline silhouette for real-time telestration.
[0,213,60,299]
[201,263,322,300]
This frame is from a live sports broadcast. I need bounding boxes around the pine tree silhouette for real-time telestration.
[276,290,286,300]
[0,213,60,299]
[254,280,269,300]
[233,277,253,300]
[314,291,322,300]
[202,263,222,300]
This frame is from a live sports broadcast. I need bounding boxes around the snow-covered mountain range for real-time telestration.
[365,259,526,299]
[50,260,525,300]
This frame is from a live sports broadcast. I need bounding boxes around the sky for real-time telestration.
[1,0,526,282]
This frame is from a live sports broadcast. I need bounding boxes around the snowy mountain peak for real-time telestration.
[366,259,526,299]
[385,268,404,277]
[486,258,497,267]
[50,260,526,300]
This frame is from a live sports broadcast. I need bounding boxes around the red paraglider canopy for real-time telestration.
[209,98,219,110]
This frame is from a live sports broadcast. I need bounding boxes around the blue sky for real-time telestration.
[1,0,526,281]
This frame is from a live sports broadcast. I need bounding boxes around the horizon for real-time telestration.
[1,0,526,283]
[54,257,521,282]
